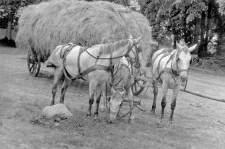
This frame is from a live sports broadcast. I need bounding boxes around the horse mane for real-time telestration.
[93,39,131,55]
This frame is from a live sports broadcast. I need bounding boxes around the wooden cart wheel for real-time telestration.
[132,69,147,96]
[27,50,41,77]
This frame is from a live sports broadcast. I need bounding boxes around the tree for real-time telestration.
[139,0,225,57]
[0,0,47,47]
[217,0,225,14]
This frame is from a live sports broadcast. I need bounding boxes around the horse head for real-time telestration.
[125,35,142,68]
[108,87,125,123]
[175,43,197,84]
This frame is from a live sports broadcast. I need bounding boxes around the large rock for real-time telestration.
[42,104,73,119]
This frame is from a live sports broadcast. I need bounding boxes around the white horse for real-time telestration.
[151,42,197,124]
[45,35,142,119]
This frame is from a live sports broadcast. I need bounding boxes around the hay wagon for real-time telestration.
[27,48,42,77]
[16,0,156,95]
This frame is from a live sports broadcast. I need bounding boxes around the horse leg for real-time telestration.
[160,82,168,123]
[169,85,180,124]
[50,68,63,106]
[151,80,158,114]
[128,88,135,123]
[94,86,102,120]
[87,81,96,117]
[59,77,71,104]
[100,82,107,111]
[117,100,123,117]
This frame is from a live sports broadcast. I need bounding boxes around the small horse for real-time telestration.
[45,35,142,119]
[100,57,135,123]
[151,42,197,124]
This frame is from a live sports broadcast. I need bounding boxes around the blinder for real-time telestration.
[125,42,142,69]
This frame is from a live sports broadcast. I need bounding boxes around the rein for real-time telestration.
[61,39,140,81]
[119,81,151,118]
[61,44,113,81]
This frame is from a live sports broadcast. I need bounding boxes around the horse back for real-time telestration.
[151,48,175,79]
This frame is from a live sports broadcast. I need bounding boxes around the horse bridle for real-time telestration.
[125,39,142,69]
[108,86,124,116]
[173,50,190,76]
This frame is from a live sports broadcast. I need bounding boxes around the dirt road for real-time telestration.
[0,46,225,149]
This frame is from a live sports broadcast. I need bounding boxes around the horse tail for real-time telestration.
[45,45,64,67]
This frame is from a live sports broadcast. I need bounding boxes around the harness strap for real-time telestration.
[110,45,114,83]
[152,48,172,65]
[95,50,103,64]
[62,44,78,80]
[78,47,86,79]
[73,64,113,80]
[153,52,171,80]
[85,50,123,60]
[60,43,74,59]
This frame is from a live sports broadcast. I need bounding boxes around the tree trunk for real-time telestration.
[4,11,13,40]
[198,11,207,58]
[216,16,224,56]
[205,0,212,43]
[183,5,188,43]
[173,33,178,49]
[5,20,12,40]
[194,18,200,43]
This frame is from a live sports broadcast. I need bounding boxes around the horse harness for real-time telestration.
[152,48,189,81]
[60,42,137,81]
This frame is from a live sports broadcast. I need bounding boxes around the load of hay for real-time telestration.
[16,0,155,63]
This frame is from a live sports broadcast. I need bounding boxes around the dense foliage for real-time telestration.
[139,0,225,57]
[217,0,225,14]
[1,0,225,56]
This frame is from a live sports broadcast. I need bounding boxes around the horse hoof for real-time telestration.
[158,119,164,125]
[157,122,165,128]
[85,114,91,118]
[94,115,98,121]
[129,118,135,124]
[99,107,105,112]
[151,110,155,115]
[108,119,115,124]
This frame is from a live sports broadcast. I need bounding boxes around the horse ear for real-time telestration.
[129,34,133,39]
[176,42,182,49]
[150,40,158,47]
[136,36,142,44]
[188,44,197,52]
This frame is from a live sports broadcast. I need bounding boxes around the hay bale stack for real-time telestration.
[16,0,154,62]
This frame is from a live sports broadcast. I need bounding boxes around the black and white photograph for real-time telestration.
[0,0,225,148]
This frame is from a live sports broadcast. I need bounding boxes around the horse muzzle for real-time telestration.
[180,75,188,86]
[109,109,118,123]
